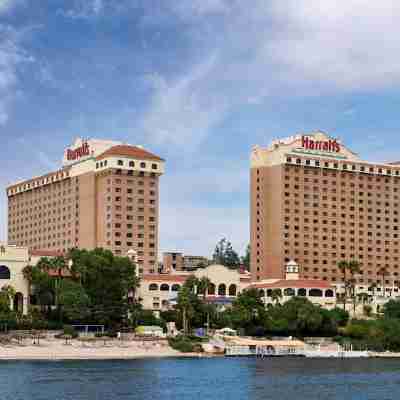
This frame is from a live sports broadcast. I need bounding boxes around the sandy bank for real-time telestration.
[0,339,202,361]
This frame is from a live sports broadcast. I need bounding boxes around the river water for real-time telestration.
[0,357,399,400]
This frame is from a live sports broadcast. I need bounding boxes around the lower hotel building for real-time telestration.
[6,138,164,274]
[251,131,400,296]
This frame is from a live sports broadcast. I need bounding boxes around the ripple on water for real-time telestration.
[0,358,400,400]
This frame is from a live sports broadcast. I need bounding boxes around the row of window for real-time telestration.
[96,160,158,170]
[148,283,238,296]
[8,172,70,195]
[286,157,400,176]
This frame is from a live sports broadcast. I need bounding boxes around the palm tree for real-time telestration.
[348,260,361,315]
[197,277,213,333]
[337,260,349,310]
[0,285,16,311]
[368,282,377,298]
[270,289,282,305]
[184,275,199,294]
[177,286,193,335]
[197,277,213,300]
[378,267,389,297]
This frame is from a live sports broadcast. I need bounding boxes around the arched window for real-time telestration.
[218,284,226,296]
[284,288,295,296]
[259,289,265,297]
[267,289,273,297]
[325,289,334,298]
[160,284,169,291]
[228,284,237,296]
[298,288,307,297]
[149,283,158,291]
[0,265,10,280]
[309,288,323,297]
[208,283,216,295]
[171,284,180,291]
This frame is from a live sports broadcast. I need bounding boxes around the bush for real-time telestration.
[168,335,198,353]
[363,305,373,317]
[329,308,349,327]
[54,325,78,339]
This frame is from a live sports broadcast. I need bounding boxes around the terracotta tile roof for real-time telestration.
[30,250,64,257]
[142,274,188,283]
[97,145,164,162]
[248,279,333,290]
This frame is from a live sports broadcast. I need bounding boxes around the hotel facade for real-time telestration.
[6,138,164,274]
[251,132,400,294]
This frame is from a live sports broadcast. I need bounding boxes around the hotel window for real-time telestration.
[129,161,135,167]
[118,160,124,166]
[140,162,146,168]
[296,158,301,164]
[152,163,158,170]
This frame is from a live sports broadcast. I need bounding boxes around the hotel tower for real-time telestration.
[7,138,164,274]
[251,132,400,292]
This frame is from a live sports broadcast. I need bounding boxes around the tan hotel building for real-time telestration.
[251,131,400,289]
[6,138,164,274]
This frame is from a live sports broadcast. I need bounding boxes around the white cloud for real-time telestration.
[169,0,230,20]
[140,53,230,149]
[61,0,104,19]
[139,0,400,148]
[0,25,32,126]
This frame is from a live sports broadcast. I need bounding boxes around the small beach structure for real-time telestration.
[225,337,306,357]
[216,328,237,337]
[135,325,164,338]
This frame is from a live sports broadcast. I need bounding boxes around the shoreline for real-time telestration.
[0,339,206,361]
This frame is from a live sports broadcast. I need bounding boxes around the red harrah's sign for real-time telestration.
[301,136,340,153]
[67,142,90,161]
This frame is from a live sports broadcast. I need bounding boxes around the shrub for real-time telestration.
[60,325,78,338]
[168,336,196,353]
[363,305,373,317]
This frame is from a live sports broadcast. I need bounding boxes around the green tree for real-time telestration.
[72,248,139,328]
[197,276,213,300]
[0,285,16,313]
[348,260,361,315]
[368,282,377,298]
[337,260,349,310]
[270,289,282,305]
[27,248,140,328]
[23,263,55,315]
[228,288,266,331]
[58,280,90,321]
[212,238,240,269]
[241,244,250,271]
[177,285,194,334]
[378,267,389,297]
[384,299,400,319]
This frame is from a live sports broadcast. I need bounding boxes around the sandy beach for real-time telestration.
[0,339,200,361]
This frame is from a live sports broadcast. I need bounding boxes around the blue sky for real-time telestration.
[1,0,400,258]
